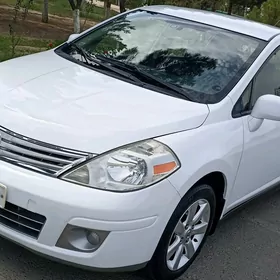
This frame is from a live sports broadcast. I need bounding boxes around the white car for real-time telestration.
[0,5,280,280]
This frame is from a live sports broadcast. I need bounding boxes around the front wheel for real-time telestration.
[148,184,216,280]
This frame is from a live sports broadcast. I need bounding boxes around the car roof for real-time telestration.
[141,5,280,41]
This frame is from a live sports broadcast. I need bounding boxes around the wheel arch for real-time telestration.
[189,171,227,235]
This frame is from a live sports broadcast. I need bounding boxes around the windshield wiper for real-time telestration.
[68,47,193,101]
[68,43,143,85]
[95,55,193,101]
[68,42,91,64]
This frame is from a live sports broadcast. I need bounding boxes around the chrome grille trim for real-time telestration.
[0,127,90,176]
[0,202,46,239]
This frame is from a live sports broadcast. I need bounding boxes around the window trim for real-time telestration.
[232,81,253,118]
[232,45,280,118]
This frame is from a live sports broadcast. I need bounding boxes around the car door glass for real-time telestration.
[251,49,280,107]
[232,82,252,117]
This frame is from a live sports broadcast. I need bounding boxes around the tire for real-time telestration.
[147,184,216,280]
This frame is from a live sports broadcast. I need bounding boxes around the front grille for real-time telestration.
[0,127,89,175]
[0,202,46,239]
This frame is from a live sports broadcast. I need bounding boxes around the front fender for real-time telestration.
[156,117,243,207]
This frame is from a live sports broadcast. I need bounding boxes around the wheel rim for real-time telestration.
[166,199,211,271]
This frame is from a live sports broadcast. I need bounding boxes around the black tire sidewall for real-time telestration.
[148,184,216,280]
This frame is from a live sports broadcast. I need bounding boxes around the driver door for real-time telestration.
[228,46,280,209]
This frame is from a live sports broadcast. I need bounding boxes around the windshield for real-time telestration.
[58,10,266,104]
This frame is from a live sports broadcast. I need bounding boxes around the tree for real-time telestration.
[10,0,33,58]
[249,0,267,8]
[248,0,280,26]
[119,0,126,13]
[227,0,233,14]
[247,5,261,20]
[68,0,83,33]
[226,0,266,16]
[104,0,111,18]
[211,0,218,11]
[139,48,217,87]
[81,17,136,55]
[200,0,212,10]
[42,0,48,23]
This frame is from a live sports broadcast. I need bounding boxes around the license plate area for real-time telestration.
[0,184,7,209]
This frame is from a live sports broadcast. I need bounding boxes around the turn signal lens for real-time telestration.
[153,161,177,175]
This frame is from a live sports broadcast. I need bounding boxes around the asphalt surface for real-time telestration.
[0,188,280,280]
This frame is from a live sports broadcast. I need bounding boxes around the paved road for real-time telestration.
[1,188,280,280]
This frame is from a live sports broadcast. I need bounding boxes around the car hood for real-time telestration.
[0,50,209,154]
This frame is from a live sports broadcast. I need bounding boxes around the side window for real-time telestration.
[250,49,280,108]
[233,48,280,118]
[232,82,252,117]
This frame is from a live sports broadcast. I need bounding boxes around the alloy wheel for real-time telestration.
[166,199,211,271]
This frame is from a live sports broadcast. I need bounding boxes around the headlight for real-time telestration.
[60,140,180,192]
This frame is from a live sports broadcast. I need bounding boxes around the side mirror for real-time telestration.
[251,94,280,121]
[249,94,280,132]
[67,34,80,42]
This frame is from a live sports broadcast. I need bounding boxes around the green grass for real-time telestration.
[0,35,63,62]
[0,36,10,62]
[0,0,118,61]
[0,0,119,21]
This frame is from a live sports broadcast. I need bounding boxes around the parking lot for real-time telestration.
[0,188,279,280]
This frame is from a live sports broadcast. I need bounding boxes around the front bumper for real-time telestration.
[0,160,181,270]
